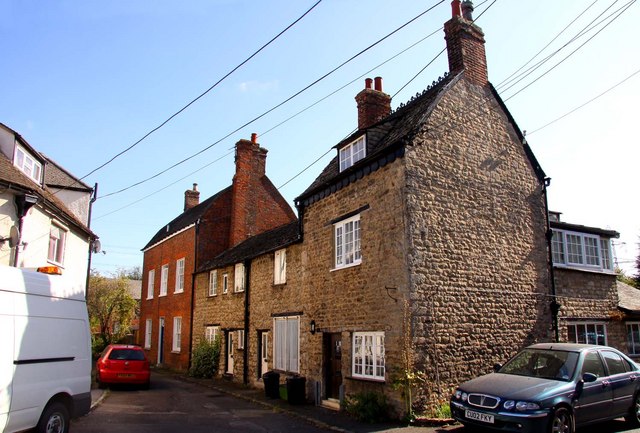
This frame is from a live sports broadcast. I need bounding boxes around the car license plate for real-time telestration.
[118,373,135,378]
[465,409,494,424]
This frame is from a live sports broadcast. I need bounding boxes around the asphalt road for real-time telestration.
[72,374,332,433]
[71,372,640,433]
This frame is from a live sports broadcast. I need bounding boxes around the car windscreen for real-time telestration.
[108,349,146,361]
[498,349,579,381]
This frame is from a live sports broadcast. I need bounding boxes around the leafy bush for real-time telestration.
[431,401,452,419]
[344,391,390,423]
[189,336,221,378]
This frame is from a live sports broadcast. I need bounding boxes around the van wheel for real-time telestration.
[625,393,640,427]
[37,402,70,433]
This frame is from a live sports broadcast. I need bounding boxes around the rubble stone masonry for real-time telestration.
[404,77,551,409]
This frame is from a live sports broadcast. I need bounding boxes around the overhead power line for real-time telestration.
[78,0,324,183]
[527,66,640,135]
[98,0,446,199]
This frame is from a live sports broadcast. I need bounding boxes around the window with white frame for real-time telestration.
[175,258,185,293]
[172,317,182,352]
[273,316,299,373]
[205,326,220,344]
[208,270,218,296]
[234,263,245,292]
[223,273,228,294]
[627,322,640,355]
[144,319,152,349]
[551,229,613,271]
[47,224,66,265]
[334,214,361,269]
[160,264,169,296]
[353,332,385,380]
[339,136,366,172]
[14,145,42,183]
[274,249,286,285]
[567,322,607,346]
[147,269,155,299]
[237,330,245,349]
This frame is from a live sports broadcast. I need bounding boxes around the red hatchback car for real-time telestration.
[96,344,151,389]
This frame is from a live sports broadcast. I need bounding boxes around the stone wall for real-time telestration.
[404,77,551,411]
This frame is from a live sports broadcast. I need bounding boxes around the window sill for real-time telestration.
[273,282,287,288]
[331,262,362,272]
[171,350,181,354]
[174,290,184,295]
[346,375,385,384]
[553,264,616,275]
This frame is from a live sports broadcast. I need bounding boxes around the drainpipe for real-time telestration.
[542,177,560,342]
[85,183,98,299]
[243,259,251,385]
[13,193,39,266]
[188,218,201,371]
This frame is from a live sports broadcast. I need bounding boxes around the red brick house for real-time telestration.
[139,135,296,370]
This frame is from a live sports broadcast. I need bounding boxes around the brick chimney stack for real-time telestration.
[184,183,200,211]
[444,0,488,86]
[230,133,268,246]
[355,76,391,130]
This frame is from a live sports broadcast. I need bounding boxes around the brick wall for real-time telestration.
[140,227,196,371]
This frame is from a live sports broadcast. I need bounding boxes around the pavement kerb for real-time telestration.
[173,373,355,433]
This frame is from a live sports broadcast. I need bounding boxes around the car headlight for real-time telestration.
[515,401,540,411]
[453,390,468,401]
[503,400,515,410]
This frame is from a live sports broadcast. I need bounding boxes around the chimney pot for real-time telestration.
[461,0,474,20]
[374,76,383,92]
[251,133,258,143]
[451,0,461,17]
[192,183,198,192]
[364,78,373,89]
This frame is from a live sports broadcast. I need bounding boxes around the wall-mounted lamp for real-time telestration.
[310,320,316,335]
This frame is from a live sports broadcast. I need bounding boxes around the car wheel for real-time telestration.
[36,401,70,433]
[96,372,106,389]
[549,407,573,433]
[625,393,640,427]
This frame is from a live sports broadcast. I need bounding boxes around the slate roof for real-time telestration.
[197,220,300,273]
[0,153,95,237]
[618,280,640,314]
[142,186,231,251]
[296,72,545,207]
[41,153,92,192]
[550,220,620,239]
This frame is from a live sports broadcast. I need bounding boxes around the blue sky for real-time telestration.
[1,0,638,276]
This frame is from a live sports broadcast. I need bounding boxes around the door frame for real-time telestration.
[323,332,342,400]
[158,317,165,365]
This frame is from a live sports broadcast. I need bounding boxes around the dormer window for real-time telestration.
[339,136,366,172]
[14,145,42,183]
[551,229,614,272]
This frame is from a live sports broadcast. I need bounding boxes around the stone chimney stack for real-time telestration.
[184,183,200,211]
[355,76,391,130]
[230,133,268,246]
[444,0,488,86]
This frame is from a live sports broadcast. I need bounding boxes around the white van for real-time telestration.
[1,265,91,433]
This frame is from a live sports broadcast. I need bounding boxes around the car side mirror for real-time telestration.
[582,373,598,383]
[493,363,502,373]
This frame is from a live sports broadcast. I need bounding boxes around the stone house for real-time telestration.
[191,1,555,415]
[548,211,637,356]
[139,135,296,371]
[0,122,97,293]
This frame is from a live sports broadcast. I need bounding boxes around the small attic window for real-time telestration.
[339,136,366,172]
[14,145,42,183]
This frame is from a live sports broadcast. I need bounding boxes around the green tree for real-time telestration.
[87,271,138,355]
[617,268,638,288]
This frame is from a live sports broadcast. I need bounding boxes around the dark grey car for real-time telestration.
[450,343,640,433]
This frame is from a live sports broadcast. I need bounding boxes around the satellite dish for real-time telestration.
[8,226,19,248]
[91,239,102,254]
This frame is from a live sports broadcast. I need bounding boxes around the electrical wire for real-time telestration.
[97,0,446,199]
[527,66,640,135]
[78,0,324,183]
